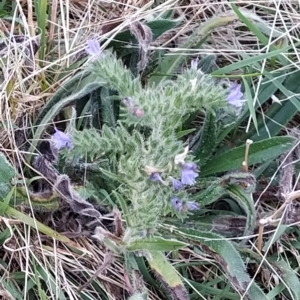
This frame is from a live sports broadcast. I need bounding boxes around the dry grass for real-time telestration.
[1,0,300,299]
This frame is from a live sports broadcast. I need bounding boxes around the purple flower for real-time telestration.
[133,108,143,117]
[86,39,101,57]
[124,97,133,107]
[150,172,164,184]
[226,82,244,108]
[186,201,200,211]
[171,177,184,191]
[181,162,199,185]
[171,197,183,211]
[123,97,143,117]
[52,128,73,150]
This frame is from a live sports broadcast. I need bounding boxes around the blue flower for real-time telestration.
[171,177,184,191]
[171,196,183,211]
[52,128,73,150]
[124,97,133,107]
[86,38,101,57]
[140,230,147,238]
[186,201,200,211]
[150,172,164,184]
[181,162,199,185]
[226,82,244,108]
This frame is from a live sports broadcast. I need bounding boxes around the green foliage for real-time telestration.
[146,250,188,300]
[0,152,16,199]
[191,111,217,165]
[192,174,256,237]
[127,293,148,300]
[2,203,85,251]
[226,184,256,237]
[237,246,300,299]
[3,5,300,300]
[148,14,241,86]
[100,87,118,128]
[0,153,15,184]
[211,46,293,77]
[107,18,181,58]
[201,136,296,176]
[33,0,47,64]
[172,227,267,299]
[127,237,187,252]
[27,71,105,162]
[56,37,300,298]
[269,259,300,300]
[245,70,300,141]
[67,49,229,232]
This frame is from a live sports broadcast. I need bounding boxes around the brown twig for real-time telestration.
[242,139,253,173]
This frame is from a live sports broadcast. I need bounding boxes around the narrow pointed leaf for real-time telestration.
[191,112,217,165]
[226,184,256,237]
[146,250,188,300]
[127,237,187,252]
[192,180,226,206]
[201,136,296,176]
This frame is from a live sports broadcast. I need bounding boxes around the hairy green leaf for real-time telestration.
[100,87,118,128]
[127,237,187,252]
[146,250,188,300]
[226,185,256,238]
[134,256,159,288]
[0,152,16,184]
[112,190,131,227]
[192,180,226,206]
[32,70,91,127]
[191,112,217,165]
[0,152,16,200]
[201,136,296,176]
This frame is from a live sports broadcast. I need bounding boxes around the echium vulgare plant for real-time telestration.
[65,39,243,238]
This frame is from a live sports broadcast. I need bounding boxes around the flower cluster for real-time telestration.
[78,39,234,232]
[149,147,200,212]
[171,197,199,211]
